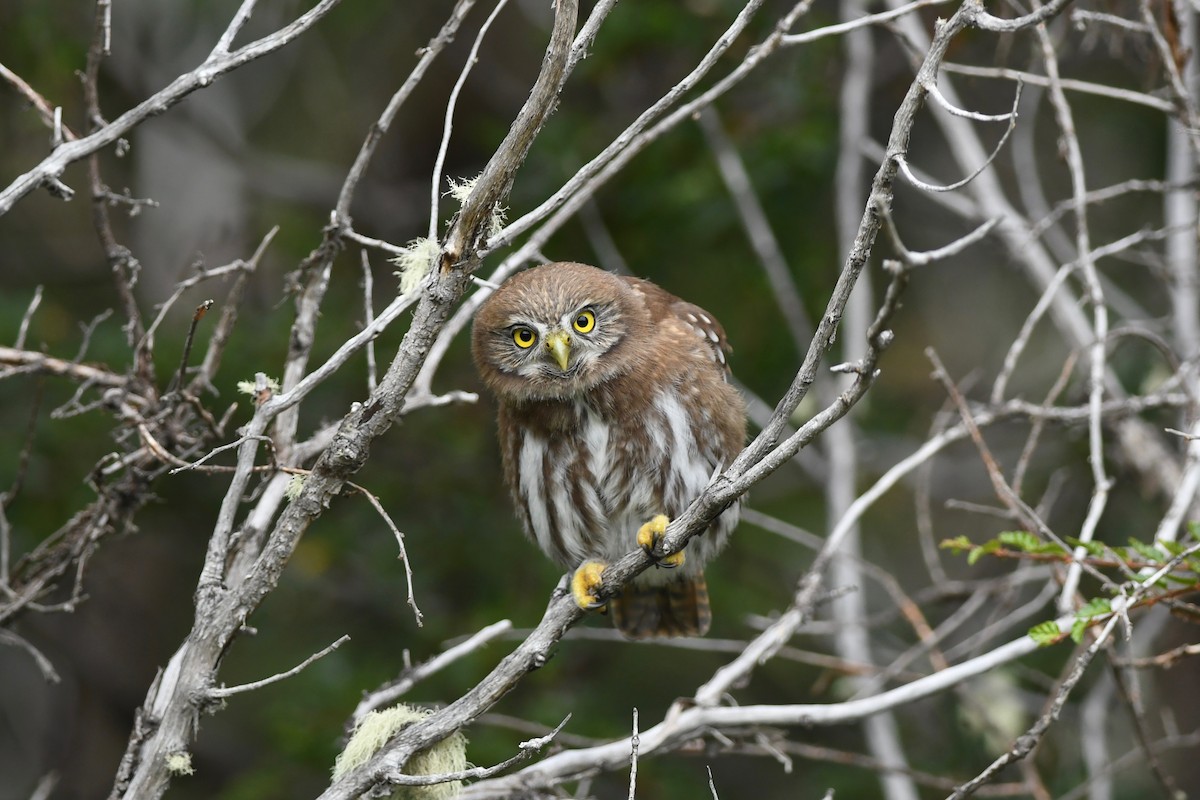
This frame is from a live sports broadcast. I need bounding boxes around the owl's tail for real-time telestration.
[611,575,711,639]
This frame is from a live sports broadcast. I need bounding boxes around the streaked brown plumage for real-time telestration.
[472,262,745,638]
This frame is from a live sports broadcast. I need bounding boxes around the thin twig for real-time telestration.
[1112,641,1200,669]
[387,715,571,788]
[880,203,1000,267]
[172,300,214,393]
[894,79,1021,193]
[1106,651,1184,799]
[169,435,276,475]
[926,347,1115,595]
[940,62,1176,113]
[346,483,422,626]
[0,62,79,140]
[352,620,513,726]
[0,628,61,683]
[360,251,378,394]
[211,0,259,56]
[335,0,476,220]
[1034,16,1110,615]
[429,0,511,242]
[0,346,127,389]
[15,286,43,349]
[707,766,720,799]
[0,0,346,215]
[945,615,1121,800]
[627,708,639,800]
[1058,730,1200,800]
[209,635,350,698]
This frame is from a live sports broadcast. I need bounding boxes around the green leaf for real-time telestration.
[1028,621,1062,647]
[1186,520,1200,540]
[1076,597,1112,619]
[1066,537,1106,558]
[1128,537,1167,564]
[967,540,1001,565]
[998,531,1040,553]
[1160,540,1186,557]
[1070,598,1112,643]
[940,536,974,554]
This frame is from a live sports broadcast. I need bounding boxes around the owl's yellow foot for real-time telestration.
[637,514,684,569]
[571,559,608,610]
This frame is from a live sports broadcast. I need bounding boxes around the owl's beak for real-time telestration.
[544,330,571,371]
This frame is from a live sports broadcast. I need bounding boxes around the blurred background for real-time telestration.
[1,0,1197,798]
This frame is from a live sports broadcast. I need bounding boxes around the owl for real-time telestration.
[472,262,745,639]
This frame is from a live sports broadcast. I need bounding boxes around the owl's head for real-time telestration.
[472,262,652,402]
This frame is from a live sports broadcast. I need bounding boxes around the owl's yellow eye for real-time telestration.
[512,327,537,348]
[572,309,596,334]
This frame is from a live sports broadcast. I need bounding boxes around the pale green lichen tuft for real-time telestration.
[446,174,507,237]
[236,376,280,396]
[333,704,468,800]
[166,750,195,776]
[444,174,477,206]
[392,237,440,296]
[284,474,306,501]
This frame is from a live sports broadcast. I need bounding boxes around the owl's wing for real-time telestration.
[668,298,732,371]
[618,275,732,373]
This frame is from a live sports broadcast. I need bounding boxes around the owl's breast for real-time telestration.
[504,388,736,570]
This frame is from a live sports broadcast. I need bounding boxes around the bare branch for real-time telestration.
[335,0,476,220]
[347,483,423,626]
[0,0,346,215]
[465,629,1058,797]
[894,79,1021,193]
[429,0,512,242]
[0,62,79,141]
[0,627,60,683]
[387,715,571,789]
[941,62,1177,113]
[627,708,639,800]
[209,635,350,698]
[359,252,378,394]
[352,620,513,727]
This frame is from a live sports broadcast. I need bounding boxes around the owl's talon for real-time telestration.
[637,514,685,568]
[658,551,685,569]
[571,560,608,609]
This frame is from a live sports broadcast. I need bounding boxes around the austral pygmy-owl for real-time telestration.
[472,262,745,639]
